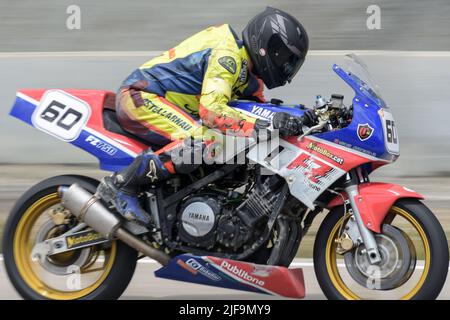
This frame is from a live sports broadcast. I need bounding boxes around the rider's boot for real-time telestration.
[96,149,172,224]
[96,138,207,225]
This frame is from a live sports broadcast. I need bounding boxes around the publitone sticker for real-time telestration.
[32,90,91,141]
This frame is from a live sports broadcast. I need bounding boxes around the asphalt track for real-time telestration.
[0,256,449,300]
[0,256,320,299]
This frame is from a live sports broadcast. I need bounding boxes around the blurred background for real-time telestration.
[1,0,450,275]
[1,0,450,174]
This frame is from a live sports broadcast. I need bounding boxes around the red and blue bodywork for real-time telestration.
[155,254,306,298]
[9,64,396,172]
[9,63,424,298]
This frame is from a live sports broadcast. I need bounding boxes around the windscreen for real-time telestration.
[337,53,386,108]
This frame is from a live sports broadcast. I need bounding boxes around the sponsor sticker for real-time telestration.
[306,142,344,165]
[143,99,194,132]
[219,260,265,286]
[66,230,105,249]
[238,59,248,83]
[357,123,374,141]
[218,56,237,74]
[333,139,377,157]
[250,105,275,120]
[288,153,338,191]
[178,258,222,281]
[85,135,117,156]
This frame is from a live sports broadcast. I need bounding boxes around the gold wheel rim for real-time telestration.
[325,206,431,300]
[13,192,117,300]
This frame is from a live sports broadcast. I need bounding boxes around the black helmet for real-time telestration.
[242,7,309,89]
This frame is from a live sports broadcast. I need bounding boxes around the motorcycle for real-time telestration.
[3,54,448,300]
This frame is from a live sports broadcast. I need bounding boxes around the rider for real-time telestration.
[97,7,313,224]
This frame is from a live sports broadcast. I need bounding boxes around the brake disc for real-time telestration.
[35,220,92,276]
[343,224,416,290]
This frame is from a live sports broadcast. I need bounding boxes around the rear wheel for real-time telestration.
[2,175,138,300]
[314,198,449,300]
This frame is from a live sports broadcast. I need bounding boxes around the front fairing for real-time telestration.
[316,56,399,162]
[231,55,399,163]
[315,89,389,159]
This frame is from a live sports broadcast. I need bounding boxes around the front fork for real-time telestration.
[343,169,382,264]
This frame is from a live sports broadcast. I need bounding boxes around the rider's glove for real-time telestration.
[254,118,270,132]
[253,118,271,141]
[169,138,205,174]
[272,112,304,137]
[302,108,319,127]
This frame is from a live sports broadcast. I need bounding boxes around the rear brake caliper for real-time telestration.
[47,205,72,225]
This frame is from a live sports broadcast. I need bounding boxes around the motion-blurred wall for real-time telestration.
[1,0,450,51]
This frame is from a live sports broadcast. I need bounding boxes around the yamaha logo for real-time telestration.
[181,201,216,237]
[188,212,210,221]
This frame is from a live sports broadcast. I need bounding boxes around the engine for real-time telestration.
[176,175,284,253]
[177,196,221,249]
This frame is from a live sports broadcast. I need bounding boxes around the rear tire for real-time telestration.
[314,198,449,300]
[2,175,138,300]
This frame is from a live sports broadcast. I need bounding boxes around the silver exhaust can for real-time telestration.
[59,184,120,239]
[59,183,170,265]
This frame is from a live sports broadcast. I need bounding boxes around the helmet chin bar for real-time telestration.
[260,62,287,89]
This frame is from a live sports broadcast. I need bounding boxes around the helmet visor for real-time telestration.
[268,34,305,82]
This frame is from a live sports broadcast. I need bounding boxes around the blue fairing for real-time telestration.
[316,64,394,161]
[230,64,396,162]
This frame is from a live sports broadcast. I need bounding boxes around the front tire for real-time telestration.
[314,198,449,300]
[2,175,138,300]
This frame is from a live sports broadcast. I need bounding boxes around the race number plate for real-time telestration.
[380,109,399,155]
[32,90,91,141]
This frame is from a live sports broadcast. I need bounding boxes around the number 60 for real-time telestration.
[41,100,83,130]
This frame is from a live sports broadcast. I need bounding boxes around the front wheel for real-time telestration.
[2,175,138,300]
[314,198,449,300]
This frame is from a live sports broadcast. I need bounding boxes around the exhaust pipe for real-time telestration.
[59,184,170,266]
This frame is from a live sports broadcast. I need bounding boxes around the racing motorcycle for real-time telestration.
[3,54,448,300]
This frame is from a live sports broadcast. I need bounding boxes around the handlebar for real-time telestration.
[297,109,329,141]
[297,93,349,140]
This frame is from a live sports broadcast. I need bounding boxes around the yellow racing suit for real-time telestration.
[116,24,265,151]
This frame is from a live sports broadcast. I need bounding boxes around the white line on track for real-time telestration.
[0,255,443,270]
[2,50,450,58]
